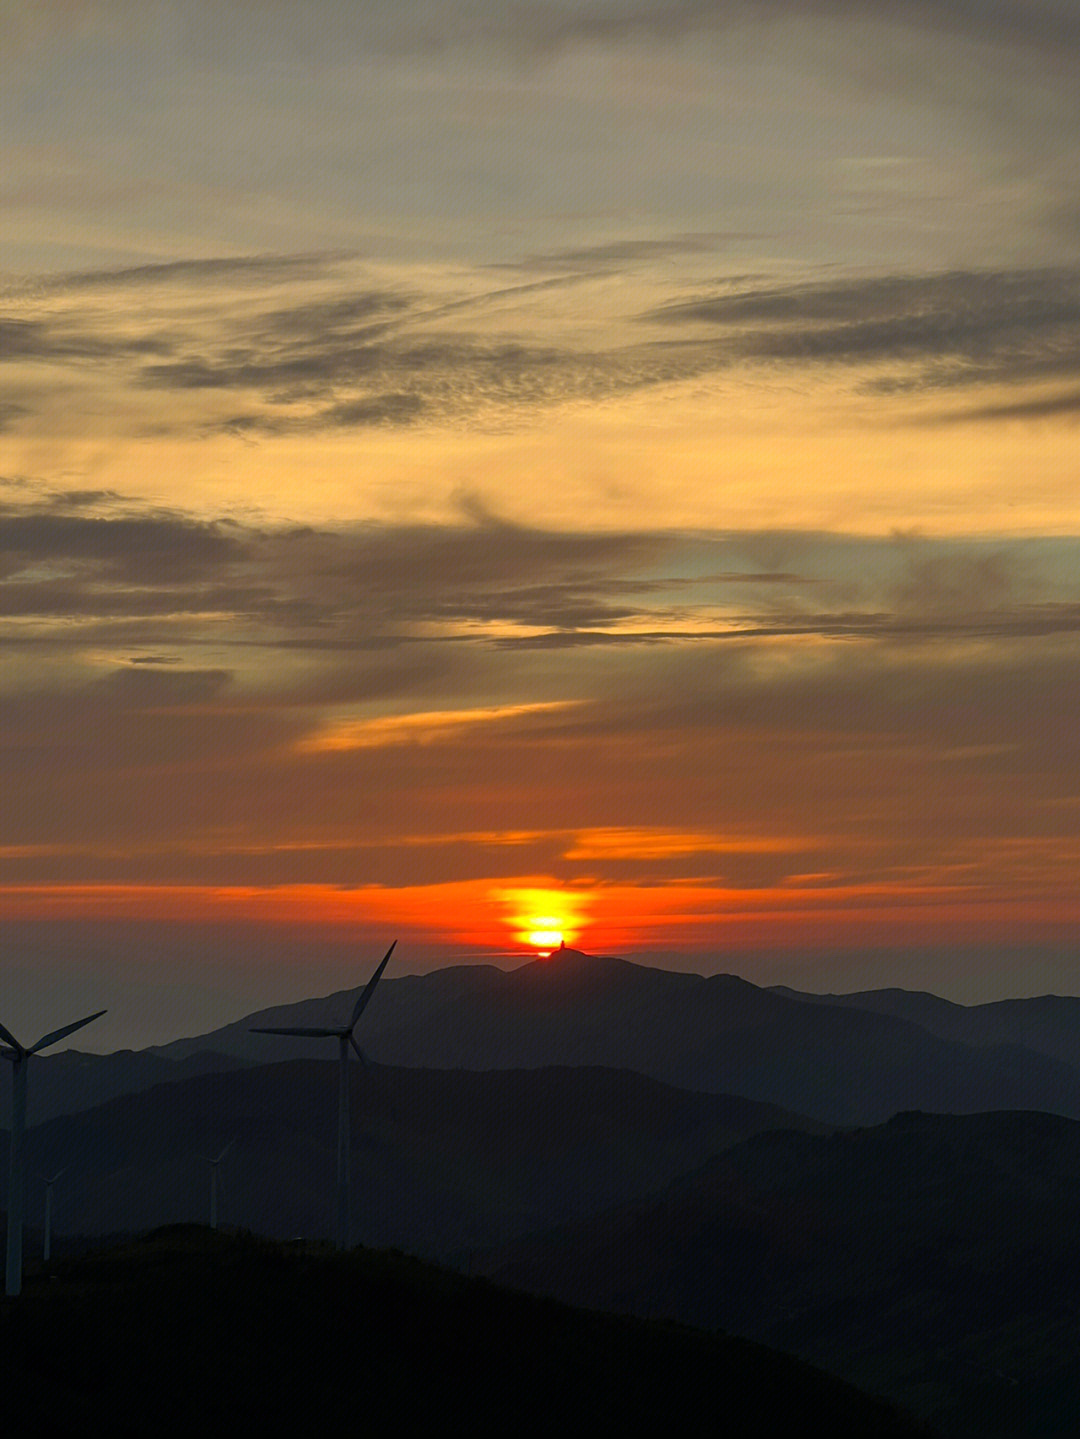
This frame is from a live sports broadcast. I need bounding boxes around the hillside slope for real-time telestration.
[1,1227,927,1438]
[13,1061,823,1254]
[485,1109,1080,1437]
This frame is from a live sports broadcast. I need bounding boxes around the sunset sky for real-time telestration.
[4,1,1080,1046]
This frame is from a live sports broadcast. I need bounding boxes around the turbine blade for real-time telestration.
[249,1026,342,1038]
[0,1019,25,1053]
[349,941,397,1029]
[215,1139,236,1163]
[349,1036,367,1064]
[29,1009,106,1053]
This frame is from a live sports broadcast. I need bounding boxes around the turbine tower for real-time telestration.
[250,942,395,1250]
[198,1140,235,1231]
[0,1009,106,1296]
[39,1166,66,1263]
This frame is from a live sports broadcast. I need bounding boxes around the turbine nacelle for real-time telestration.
[249,940,396,1060]
[198,1139,236,1167]
[247,941,396,1251]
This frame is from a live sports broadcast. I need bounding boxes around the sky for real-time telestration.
[3,0,1080,1047]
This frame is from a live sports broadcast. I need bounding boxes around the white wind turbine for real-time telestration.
[198,1140,235,1231]
[250,942,395,1250]
[0,1008,106,1296]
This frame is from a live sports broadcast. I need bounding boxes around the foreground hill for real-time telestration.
[14,1062,822,1254]
[0,1227,924,1438]
[484,1109,1080,1437]
[139,950,1080,1126]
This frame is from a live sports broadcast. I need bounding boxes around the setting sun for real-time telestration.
[495,887,591,951]
[527,925,565,950]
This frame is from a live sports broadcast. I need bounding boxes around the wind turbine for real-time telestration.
[0,1008,105,1296]
[250,942,395,1250]
[38,1166,67,1264]
[198,1140,235,1231]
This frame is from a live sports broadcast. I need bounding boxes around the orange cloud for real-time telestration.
[562,827,821,860]
[295,702,578,752]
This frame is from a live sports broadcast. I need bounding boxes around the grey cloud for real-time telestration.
[320,392,427,427]
[916,389,1080,424]
[125,263,1080,430]
[259,290,413,334]
[6,498,1080,690]
[237,0,1080,62]
[0,510,247,582]
[21,0,1080,64]
[0,318,172,363]
[91,666,232,705]
[140,321,731,424]
[501,233,746,272]
[49,252,344,293]
[646,267,1080,390]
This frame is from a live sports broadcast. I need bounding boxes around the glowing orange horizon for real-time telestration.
[1,878,1079,955]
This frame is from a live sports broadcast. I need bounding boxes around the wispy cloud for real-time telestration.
[295,701,580,751]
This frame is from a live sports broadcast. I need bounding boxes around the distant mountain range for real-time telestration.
[10,1062,821,1255]
[27,949,1080,1128]
[482,1108,1080,1438]
[14,950,1080,1435]
[772,983,1080,1069]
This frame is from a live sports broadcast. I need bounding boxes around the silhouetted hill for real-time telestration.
[142,950,1080,1126]
[12,1062,823,1255]
[774,985,1080,1071]
[484,1109,1080,1437]
[22,1046,249,1124]
[0,1227,926,1438]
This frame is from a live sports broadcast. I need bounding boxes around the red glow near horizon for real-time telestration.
[1,880,1079,957]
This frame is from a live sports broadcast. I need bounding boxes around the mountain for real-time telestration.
[773,985,1080,1070]
[18,1046,249,1125]
[13,1062,822,1255]
[483,1108,1080,1438]
[137,950,1080,1127]
[0,1227,926,1438]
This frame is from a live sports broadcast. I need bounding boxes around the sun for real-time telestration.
[496,887,590,952]
[527,921,564,950]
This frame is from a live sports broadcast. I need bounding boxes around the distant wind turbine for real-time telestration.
[198,1140,235,1231]
[38,1166,67,1264]
[0,1009,106,1296]
[250,942,395,1250]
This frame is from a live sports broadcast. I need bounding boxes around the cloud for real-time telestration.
[5,497,1080,660]
[296,701,580,751]
[645,267,1080,393]
[500,233,747,273]
[915,389,1080,425]
[319,392,427,427]
[0,508,246,582]
[41,252,346,293]
[13,245,1080,440]
[13,0,1080,64]
[0,318,172,363]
